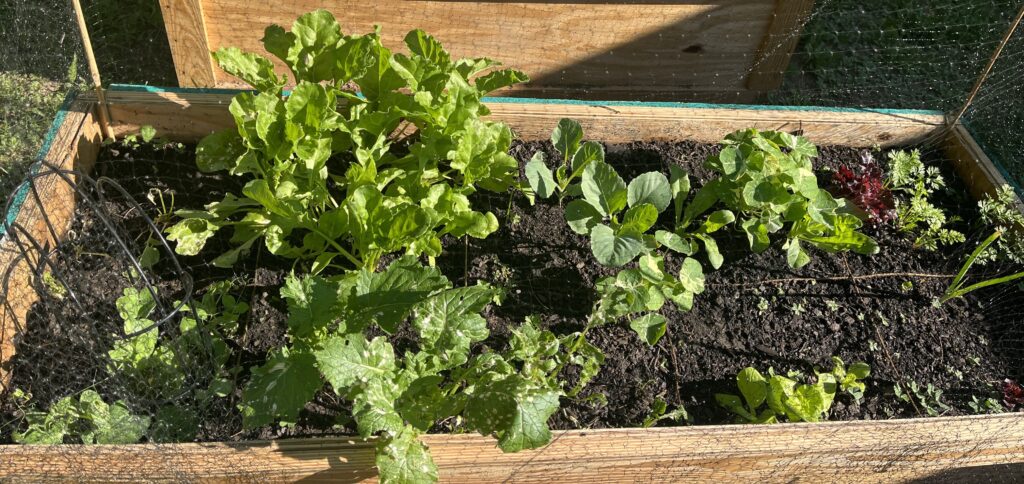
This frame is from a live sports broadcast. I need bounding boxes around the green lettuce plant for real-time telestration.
[715,357,869,424]
[239,257,602,483]
[700,129,878,268]
[168,10,527,272]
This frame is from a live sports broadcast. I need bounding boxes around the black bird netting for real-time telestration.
[0,0,1023,481]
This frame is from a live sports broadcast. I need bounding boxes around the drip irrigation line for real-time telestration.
[709,272,954,287]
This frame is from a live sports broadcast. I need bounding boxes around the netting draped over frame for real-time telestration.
[0,0,1023,481]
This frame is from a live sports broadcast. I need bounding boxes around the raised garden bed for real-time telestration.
[0,83,1022,481]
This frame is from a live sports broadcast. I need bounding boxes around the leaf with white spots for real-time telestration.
[413,284,497,369]
[464,374,561,452]
[376,425,438,484]
[240,348,322,429]
[315,334,396,391]
[352,378,404,437]
[348,256,449,334]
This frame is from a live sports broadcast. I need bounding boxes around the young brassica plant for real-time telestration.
[239,257,602,483]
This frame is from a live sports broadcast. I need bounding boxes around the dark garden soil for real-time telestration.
[3,137,1022,443]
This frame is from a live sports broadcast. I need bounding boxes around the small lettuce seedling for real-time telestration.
[716,358,870,424]
[529,119,736,346]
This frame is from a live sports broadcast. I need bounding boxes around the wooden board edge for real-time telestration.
[0,413,1021,482]
[158,0,217,87]
[0,99,101,392]
[943,122,1024,211]
[94,89,946,148]
[745,0,816,91]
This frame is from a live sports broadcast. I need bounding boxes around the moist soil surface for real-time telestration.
[3,138,1022,443]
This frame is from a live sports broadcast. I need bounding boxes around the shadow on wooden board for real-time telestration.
[910,462,1024,483]
[169,0,813,102]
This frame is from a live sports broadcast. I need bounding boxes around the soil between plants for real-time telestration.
[3,138,1022,443]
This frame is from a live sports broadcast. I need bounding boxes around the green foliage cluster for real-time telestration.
[167,10,527,272]
[894,381,951,417]
[526,119,734,345]
[978,185,1024,265]
[703,129,878,269]
[715,357,870,424]
[886,150,964,251]
[13,282,249,445]
[11,389,149,445]
[239,257,602,483]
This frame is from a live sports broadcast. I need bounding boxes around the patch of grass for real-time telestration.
[0,72,71,197]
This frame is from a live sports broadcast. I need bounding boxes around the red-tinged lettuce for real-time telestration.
[831,152,896,226]
[1003,378,1024,409]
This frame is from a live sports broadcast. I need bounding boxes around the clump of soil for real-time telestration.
[2,137,1021,444]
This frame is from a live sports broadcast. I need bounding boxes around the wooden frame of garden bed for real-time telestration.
[0,86,1022,482]
[159,0,816,101]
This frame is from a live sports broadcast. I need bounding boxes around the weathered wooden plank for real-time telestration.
[159,0,217,87]
[158,0,805,100]
[943,122,1023,207]
[0,414,1022,482]
[745,0,816,91]
[0,101,101,391]
[98,89,945,148]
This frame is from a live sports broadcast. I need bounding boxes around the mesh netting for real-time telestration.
[0,0,1023,481]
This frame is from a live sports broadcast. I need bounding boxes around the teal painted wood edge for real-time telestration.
[0,89,81,240]
[108,84,944,117]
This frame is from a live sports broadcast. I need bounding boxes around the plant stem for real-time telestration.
[305,225,362,268]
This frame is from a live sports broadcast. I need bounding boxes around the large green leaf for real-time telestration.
[196,130,247,173]
[212,47,282,91]
[241,349,322,428]
[78,391,150,445]
[525,152,556,199]
[629,313,667,345]
[570,141,604,175]
[413,284,496,367]
[565,199,602,235]
[405,29,451,66]
[581,161,627,216]
[352,378,404,437]
[281,274,342,338]
[166,218,220,256]
[315,334,396,390]
[736,367,768,412]
[621,203,659,234]
[348,257,449,333]
[627,172,672,213]
[475,68,529,94]
[465,375,560,452]
[590,224,644,267]
[551,118,583,160]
